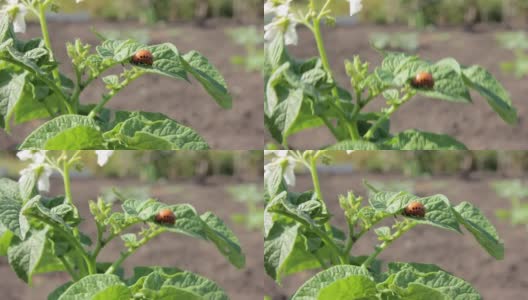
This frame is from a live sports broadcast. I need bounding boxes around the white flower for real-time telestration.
[95,150,114,167]
[264,14,298,45]
[348,0,362,16]
[20,163,53,192]
[264,0,291,16]
[346,150,355,154]
[1,0,27,33]
[17,150,47,164]
[17,150,52,192]
[264,150,296,186]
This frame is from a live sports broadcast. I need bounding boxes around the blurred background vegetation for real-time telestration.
[48,0,527,27]
[54,0,264,23]
[0,151,263,182]
[291,0,528,28]
[317,151,528,177]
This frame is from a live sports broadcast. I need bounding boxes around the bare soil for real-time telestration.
[0,176,266,300]
[267,24,528,150]
[0,20,264,150]
[264,172,528,299]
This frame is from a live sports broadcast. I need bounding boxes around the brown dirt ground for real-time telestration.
[264,172,528,299]
[0,20,264,150]
[266,24,528,150]
[0,176,266,300]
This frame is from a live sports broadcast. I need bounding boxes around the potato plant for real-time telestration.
[264,150,504,299]
[0,151,245,299]
[264,0,518,150]
[0,0,232,150]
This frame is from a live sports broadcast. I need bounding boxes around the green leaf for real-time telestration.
[269,88,303,142]
[453,202,504,259]
[264,222,300,282]
[0,178,28,239]
[417,58,472,103]
[0,71,27,131]
[462,65,518,124]
[388,263,481,300]
[0,13,15,42]
[105,111,209,150]
[369,191,419,215]
[317,276,378,300]
[47,282,73,300]
[369,191,461,233]
[264,164,285,199]
[265,35,285,70]
[291,265,373,300]
[200,212,245,268]
[385,129,467,150]
[161,270,230,300]
[96,39,145,62]
[141,286,202,300]
[0,228,13,256]
[410,194,462,233]
[142,43,188,81]
[326,140,380,150]
[122,199,206,239]
[265,62,290,116]
[13,81,61,125]
[58,274,130,300]
[182,51,232,109]
[19,115,104,150]
[8,228,48,284]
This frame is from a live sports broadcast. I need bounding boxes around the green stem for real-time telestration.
[58,256,80,281]
[312,16,359,140]
[92,222,105,259]
[364,91,415,140]
[362,222,415,268]
[105,228,163,275]
[88,71,143,118]
[276,210,345,265]
[364,104,397,140]
[62,163,73,206]
[38,4,60,85]
[308,156,338,247]
[320,116,341,140]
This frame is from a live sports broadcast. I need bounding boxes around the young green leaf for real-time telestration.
[291,265,373,300]
[57,274,131,300]
[181,51,232,109]
[388,262,481,300]
[264,222,300,282]
[200,212,245,268]
[453,201,504,259]
[0,71,27,131]
[7,228,48,284]
[384,130,467,150]
[19,115,104,149]
[104,111,209,150]
[462,65,518,125]
[0,178,28,239]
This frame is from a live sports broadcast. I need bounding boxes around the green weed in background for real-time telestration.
[492,180,528,229]
[55,0,263,23]
[226,26,264,73]
[496,31,528,78]
[369,32,419,52]
[226,184,264,230]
